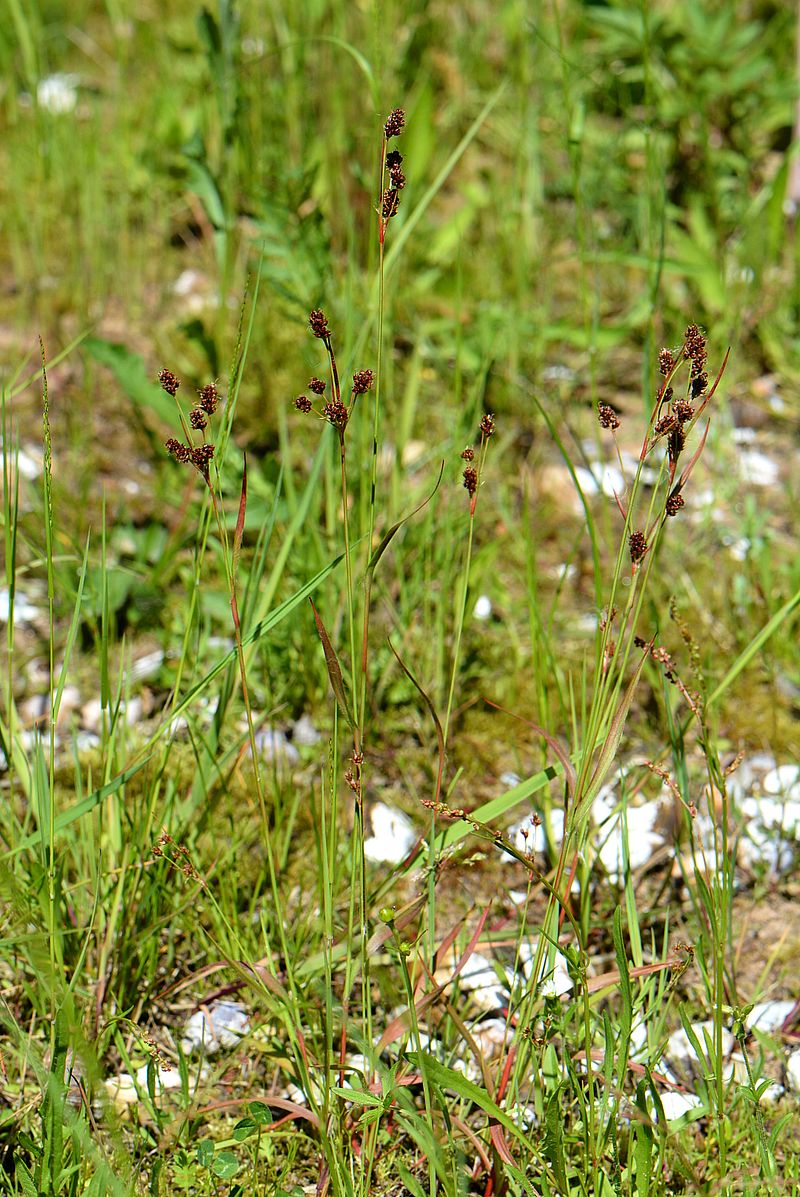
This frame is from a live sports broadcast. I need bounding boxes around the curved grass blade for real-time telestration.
[367,461,445,579]
[310,598,354,732]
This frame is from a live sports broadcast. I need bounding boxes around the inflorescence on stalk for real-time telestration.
[161,369,220,486]
[461,412,496,512]
[294,310,375,437]
[596,323,726,569]
[380,108,406,242]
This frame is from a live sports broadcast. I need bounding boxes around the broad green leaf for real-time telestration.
[211,1150,239,1179]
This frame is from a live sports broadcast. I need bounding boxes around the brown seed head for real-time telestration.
[384,108,406,138]
[665,491,685,517]
[189,408,208,431]
[480,413,496,438]
[673,398,694,423]
[389,164,406,190]
[191,443,214,472]
[165,438,192,463]
[461,447,475,461]
[158,368,180,396]
[323,400,349,429]
[309,309,330,339]
[198,383,219,413]
[658,348,675,376]
[668,426,686,464]
[690,372,708,398]
[684,323,707,377]
[352,369,375,395]
[295,395,313,413]
[629,530,648,564]
[654,413,678,439]
[308,377,326,395]
[382,188,400,220]
[386,149,403,169]
[597,403,620,430]
[462,466,478,497]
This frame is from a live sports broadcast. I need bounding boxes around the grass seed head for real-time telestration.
[189,407,208,431]
[198,382,219,413]
[323,399,348,429]
[463,465,478,496]
[165,437,191,463]
[629,529,647,564]
[683,323,708,377]
[384,108,406,138]
[658,348,675,376]
[309,308,330,339]
[308,376,326,394]
[351,369,374,395]
[598,403,620,430]
[158,368,180,395]
[295,395,313,413]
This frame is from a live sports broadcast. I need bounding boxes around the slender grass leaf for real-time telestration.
[310,599,354,731]
[3,758,151,858]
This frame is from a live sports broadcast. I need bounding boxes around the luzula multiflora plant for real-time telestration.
[289,112,410,1113]
[161,366,284,908]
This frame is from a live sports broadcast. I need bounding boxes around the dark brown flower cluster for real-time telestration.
[665,491,685,517]
[658,348,675,377]
[684,323,707,378]
[381,109,406,228]
[293,310,374,435]
[647,325,722,522]
[597,403,620,430]
[463,466,478,497]
[158,368,180,396]
[198,383,219,414]
[322,400,349,429]
[309,309,330,340]
[460,414,498,503]
[352,369,375,395]
[384,108,405,138]
[628,530,648,564]
[161,369,218,482]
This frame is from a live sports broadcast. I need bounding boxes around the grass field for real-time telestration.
[1,2,800,1194]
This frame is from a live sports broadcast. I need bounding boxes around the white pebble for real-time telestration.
[763,765,800,801]
[364,803,416,863]
[667,1021,734,1066]
[473,595,493,621]
[135,1062,182,1093]
[738,450,779,487]
[252,727,299,764]
[292,714,321,746]
[656,1090,703,1121]
[517,939,573,997]
[181,1001,250,1055]
[458,952,507,1011]
[36,73,79,114]
[746,1001,796,1034]
[786,1049,800,1094]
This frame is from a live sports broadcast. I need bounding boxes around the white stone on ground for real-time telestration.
[363,803,416,863]
[181,1000,250,1055]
